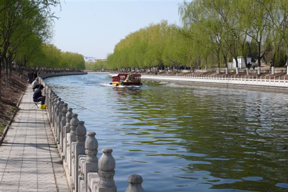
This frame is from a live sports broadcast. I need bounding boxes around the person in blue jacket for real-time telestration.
[33,85,45,105]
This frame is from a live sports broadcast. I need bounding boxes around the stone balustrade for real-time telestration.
[38,76,145,192]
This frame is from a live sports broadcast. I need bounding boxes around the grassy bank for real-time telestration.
[0,71,27,136]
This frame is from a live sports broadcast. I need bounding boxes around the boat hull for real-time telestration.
[110,73,142,87]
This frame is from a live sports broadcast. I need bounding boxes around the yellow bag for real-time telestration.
[39,104,46,109]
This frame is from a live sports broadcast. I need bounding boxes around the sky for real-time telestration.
[51,0,184,59]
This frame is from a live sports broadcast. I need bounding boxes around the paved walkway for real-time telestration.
[0,85,69,192]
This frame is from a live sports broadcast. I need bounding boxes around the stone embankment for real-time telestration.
[140,73,288,92]
[142,73,288,86]
[38,73,145,192]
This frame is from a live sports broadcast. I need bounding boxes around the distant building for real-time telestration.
[84,56,97,63]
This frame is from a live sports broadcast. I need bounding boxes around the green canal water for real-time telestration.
[45,73,288,192]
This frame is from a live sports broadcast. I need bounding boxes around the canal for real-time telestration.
[45,73,288,192]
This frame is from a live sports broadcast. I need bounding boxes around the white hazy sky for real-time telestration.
[51,0,184,59]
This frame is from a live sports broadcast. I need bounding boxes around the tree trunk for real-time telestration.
[5,57,9,87]
[217,52,221,68]
[8,54,13,79]
[258,42,261,67]
[233,56,239,74]
[234,56,239,68]
[0,62,2,99]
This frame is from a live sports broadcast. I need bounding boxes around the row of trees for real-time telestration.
[106,21,192,70]
[29,44,85,70]
[85,59,107,71]
[105,0,288,71]
[0,0,85,98]
[0,0,58,95]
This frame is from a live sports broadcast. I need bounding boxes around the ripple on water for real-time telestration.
[276,183,288,189]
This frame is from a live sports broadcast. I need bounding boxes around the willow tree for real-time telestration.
[179,0,225,69]
[233,0,287,68]
[0,0,60,98]
[0,0,58,69]
[277,0,288,63]
[261,0,288,67]
[162,25,195,70]
[245,0,272,68]
[86,60,107,71]
[37,44,61,68]
[107,21,171,71]
[14,34,43,74]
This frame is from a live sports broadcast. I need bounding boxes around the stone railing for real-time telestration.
[142,74,288,88]
[38,76,145,192]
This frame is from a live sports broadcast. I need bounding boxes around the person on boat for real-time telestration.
[33,85,45,105]
[124,74,135,82]
[31,77,41,92]
[124,74,130,82]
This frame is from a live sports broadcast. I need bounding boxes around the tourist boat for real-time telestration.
[110,73,142,87]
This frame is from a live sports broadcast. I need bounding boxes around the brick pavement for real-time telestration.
[0,85,69,192]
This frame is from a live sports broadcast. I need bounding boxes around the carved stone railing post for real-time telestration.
[53,97,59,137]
[51,95,56,127]
[43,84,47,97]
[97,148,116,192]
[60,102,68,155]
[81,132,98,192]
[47,86,51,108]
[53,97,58,129]
[49,90,55,119]
[54,98,61,139]
[47,89,52,117]
[51,93,58,121]
[73,121,87,192]
[125,175,145,192]
[45,86,49,108]
[69,113,79,176]
[85,132,98,165]
[57,101,64,144]
[64,108,73,164]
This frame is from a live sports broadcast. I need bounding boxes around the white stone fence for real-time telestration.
[142,74,288,88]
[38,76,145,192]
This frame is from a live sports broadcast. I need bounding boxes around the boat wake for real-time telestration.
[100,83,142,89]
[101,83,113,87]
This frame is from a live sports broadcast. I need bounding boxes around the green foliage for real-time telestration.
[60,52,85,69]
[0,0,60,60]
[107,21,194,70]
[28,44,85,69]
[106,0,288,70]
[274,51,287,67]
[0,0,84,71]
[179,0,288,68]
[86,60,107,71]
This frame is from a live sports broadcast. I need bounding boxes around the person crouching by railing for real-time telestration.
[31,77,41,92]
[33,85,46,105]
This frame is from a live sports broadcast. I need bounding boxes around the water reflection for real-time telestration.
[45,73,288,192]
